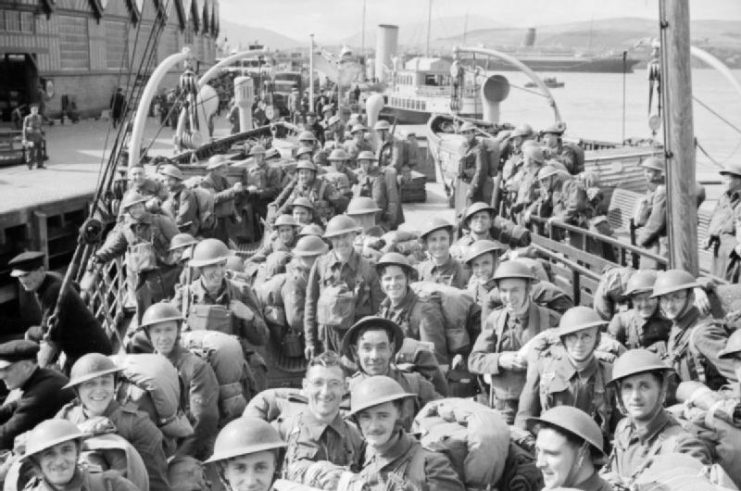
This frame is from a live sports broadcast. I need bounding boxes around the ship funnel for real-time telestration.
[365,93,385,128]
[480,74,510,124]
[523,27,536,47]
[375,24,399,82]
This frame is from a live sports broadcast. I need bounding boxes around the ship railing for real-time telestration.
[81,257,129,350]
[415,86,451,97]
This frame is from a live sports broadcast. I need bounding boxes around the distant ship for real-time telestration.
[482,53,640,73]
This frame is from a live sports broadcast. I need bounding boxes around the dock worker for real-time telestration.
[458,122,492,206]
[633,156,668,267]
[160,163,200,237]
[601,349,711,489]
[416,217,470,289]
[528,406,613,491]
[0,340,74,450]
[348,375,464,491]
[200,155,244,244]
[9,251,113,372]
[353,150,403,231]
[541,123,583,175]
[706,161,741,283]
[651,269,735,390]
[22,103,46,170]
[469,260,560,423]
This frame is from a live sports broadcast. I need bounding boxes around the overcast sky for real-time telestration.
[220,0,741,43]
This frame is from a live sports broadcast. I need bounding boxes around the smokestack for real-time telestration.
[375,24,399,81]
[523,27,536,47]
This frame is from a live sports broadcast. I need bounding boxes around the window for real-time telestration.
[0,10,34,33]
[58,15,89,70]
[105,20,127,70]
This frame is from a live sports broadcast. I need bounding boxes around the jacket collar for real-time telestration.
[618,408,674,446]
[363,430,415,469]
[301,410,348,441]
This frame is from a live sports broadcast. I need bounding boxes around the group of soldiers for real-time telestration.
[3,113,741,491]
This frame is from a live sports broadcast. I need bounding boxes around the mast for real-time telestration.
[659,0,698,274]
[309,34,315,105]
[426,0,432,57]
[361,0,366,59]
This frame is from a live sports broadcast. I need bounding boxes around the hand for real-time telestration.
[522,210,532,225]
[247,185,258,194]
[229,300,255,321]
[396,363,415,372]
[594,350,617,363]
[451,354,464,370]
[693,287,711,316]
[232,182,244,192]
[498,351,526,371]
[304,344,316,360]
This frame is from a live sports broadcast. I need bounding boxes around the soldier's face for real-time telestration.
[77,374,115,417]
[471,253,497,281]
[359,159,372,172]
[303,365,346,419]
[535,428,582,489]
[357,401,400,448]
[643,168,662,184]
[164,176,180,191]
[292,207,312,225]
[329,232,356,258]
[425,230,451,259]
[36,441,79,487]
[544,134,559,149]
[277,226,295,245]
[354,330,393,376]
[380,266,409,303]
[463,130,475,143]
[148,321,179,356]
[562,327,599,362]
[214,166,228,178]
[468,211,492,234]
[619,372,663,421]
[30,106,39,115]
[632,292,658,319]
[659,290,689,321]
[129,167,145,185]
[128,203,146,220]
[200,262,227,290]
[223,451,276,491]
[498,278,530,314]
[297,169,314,186]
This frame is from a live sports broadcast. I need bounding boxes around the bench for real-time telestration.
[606,188,642,236]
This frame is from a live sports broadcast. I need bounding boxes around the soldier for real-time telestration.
[528,163,592,241]
[22,103,45,169]
[200,154,244,244]
[249,214,300,264]
[169,232,199,288]
[469,260,561,424]
[127,164,167,208]
[527,406,613,491]
[278,161,347,224]
[353,151,403,231]
[304,111,325,146]
[327,148,358,196]
[0,340,74,450]
[463,239,507,305]
[416,217,470,289]
[244,144,283,241]
[21,419,139,491]
[606,270,671,353]
[159,163,200,236]
[139,303,220,461]
[342,317,441,430]
[8,251,113,372]
[304,215,384,357]
[373,120,402,170]
[376,253,449,365]
[602,349,711,489]
[450,201,497,262]
[541,123,583,175]
[324,114,344,145]
[93,190,180,323]
[297,130,318,158]
[204,417,287,491]
[283,236,329,338]
[633,157,668,266]
[458,122,492,206]
[348,375,464,490]
[289,197,316,226]
[344,124,373,164]
[516,306,617,436]
[56,353,171,491]
[651,269,734,390]
[243,351,365,487]
[510,144,546,219]
[706,162,741,282]
[501,123,535,183]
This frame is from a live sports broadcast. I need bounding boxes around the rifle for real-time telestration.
[376,116,399,167]
[268,175,298,221]
[434,150,453,198]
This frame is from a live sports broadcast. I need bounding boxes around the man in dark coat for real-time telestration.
[0,340,74,449]
[110,87,126,128]
[9,251,113,373]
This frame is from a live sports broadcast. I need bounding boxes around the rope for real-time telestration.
[507,83,549,98]
[693,95,741,135]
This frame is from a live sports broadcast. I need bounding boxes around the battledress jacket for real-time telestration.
[162,186,200,236]
[200,172,238,218]
[707,188,741,281]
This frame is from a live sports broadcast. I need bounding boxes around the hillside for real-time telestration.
[220,20,303,51]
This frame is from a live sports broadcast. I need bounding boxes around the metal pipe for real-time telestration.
[309,34,315,107]
[690,45,741,102]
[198,48,269,87]
[128,48,192,168]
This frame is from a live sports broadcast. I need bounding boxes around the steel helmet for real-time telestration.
[346,375,414,418]
[159,164,184,180]
[640,156,665,173]
[299,223,325,238]
[492,260,536,282]
[225,254,244,272]
[323,215,362,238]
[460,122,477,133]
[296,147,313,159]
[538,164,568,181]
[120,190,149,210]
[719,162,741,178]
[341,316,405,362]
[64,353,122,390]
[557,306,608,337]
[374,120,391,131]
[290,197,314,211]
[523,145,545,164]
[650,269,700,298]
[463,239,507,265]
[610,349,674,384]
[189,238,230,267]
[24,419,88,461]
[346,197,382,216]
[419,217,453,240]
[350,124,367,134]
[510,123,534,139]
[623,270,658,297]
[140,302,183,330]
[169,233,198,252]
[298,131,316,142]
[541,123,566,136]
[527,406,605,457]
[249,144,266,156]
[376,252,413,274]
[463,202,495,223]
[718,329,741,359]
[296,160,317,173]
[206,155,228,171]
[328,148,350,161]
[205,417,287,464]
[292,235,329,257]
[357,150,377,162]
[274,214,299,228]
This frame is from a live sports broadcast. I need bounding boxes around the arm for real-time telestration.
[237,285,269,346]
[692,322,736,384]
[514,361,542,430]
[416,302,449,365]
[303,260,321,349]
[637,186,667,247]
[468,318,503,375]
[425,452,466,491]
[94,226,129,263]
[282,277,306,334]
[470,144,488,195]
[178,361,219,461]
[129,413,172,491]
[606,314,627,345]
[257,168,283,201]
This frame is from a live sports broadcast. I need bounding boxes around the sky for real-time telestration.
[219,0,741,44]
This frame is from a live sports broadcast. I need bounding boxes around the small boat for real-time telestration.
[525,77,564,89]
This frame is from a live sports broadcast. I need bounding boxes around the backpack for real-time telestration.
[481,138,501,178]
[499,440,544,491]
[411,281,474,355]
[593,266,635,320]
[254,272,288,334]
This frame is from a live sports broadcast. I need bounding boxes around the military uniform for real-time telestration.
[459,137,491,205]
[567,473,613,491]
[415,256,470,290]
[281,178,348,223]
[24,467,139,491]
[304,249,384,353]
[344,138,373,165]
[57,400,171,491]
[354,167,404,231]
[635,184,668,268]
[249,235,296,264]
[244,161,283,240]
[450,232,493,263]
[707,188,741,281]
[469,302,560,423]
[378,289,449,365]
[200,171,240,244]
[482,280,573,319]
[545,143,583,175]
[162,185,200,236]
[607,309,671,352]
[358,430,464,491]
[283,262,311,335]
[515,349,616,435]
[603,409,711,487]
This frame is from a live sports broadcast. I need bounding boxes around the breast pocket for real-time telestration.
[540,375,570,409]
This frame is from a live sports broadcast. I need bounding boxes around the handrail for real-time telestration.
[530,243,600,281]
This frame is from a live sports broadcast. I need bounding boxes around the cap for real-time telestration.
[719,162,741,178]
[206,155,229,170]
[9,251,45,277]
[0,340,40,368]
